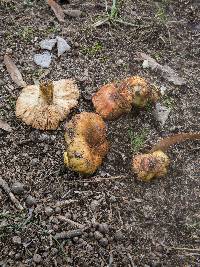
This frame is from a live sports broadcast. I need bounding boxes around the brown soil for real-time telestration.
[0,0,199,266]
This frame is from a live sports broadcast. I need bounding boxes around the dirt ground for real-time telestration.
[0,0,200,266]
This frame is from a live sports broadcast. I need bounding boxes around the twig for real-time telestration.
[53,199,78,208]
[57,215,85,229]
[55,229,83,239]
[0,178,23,211]
[169,247,200,252]
[67,175,128,184]
[114,19,141,27]
[127,253,136,267]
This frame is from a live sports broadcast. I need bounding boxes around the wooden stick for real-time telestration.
[0,178,23,211]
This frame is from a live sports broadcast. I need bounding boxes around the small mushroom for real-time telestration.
[119,76,160,107]
[132,150,170,181]
[92,76,160,120]
[16,79,79,130]
[92,83,131,120]
[64,112,109,174]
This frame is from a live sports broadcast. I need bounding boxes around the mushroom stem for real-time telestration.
[39,81,54,104]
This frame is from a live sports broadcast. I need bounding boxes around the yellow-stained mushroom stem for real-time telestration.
[39,81,54,105]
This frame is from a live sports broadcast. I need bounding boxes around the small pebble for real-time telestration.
[56,36,71,57]
[73,236,79,243]
[99,237,108,247]
[88,232,94,238]
[51,248,58,256]
[94,231,103,240]
[12,236,21,244]
[116,59,124,65]
[33,254,42,263]
[26,195,37,207]
[55,206,61,214]
[39,38,57,50]
[98,223,109,234]
[90,200,99,211]
[11,182,25,195]
[30,158,39,166]
[33,51,52,68]
[45,206,53,216]
[109,195,117,203]
[14,253,21,260]
[114,230,124,241]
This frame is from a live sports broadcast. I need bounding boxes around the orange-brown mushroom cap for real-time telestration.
[92,83,132,120]
[119,76,160,107]
[132,150,170,181]
[64,112,109,174]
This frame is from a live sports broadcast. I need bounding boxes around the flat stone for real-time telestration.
[56,36,71,57]
[39,38,57,50]
[33,51,52,68]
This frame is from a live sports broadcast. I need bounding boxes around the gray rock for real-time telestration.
[99,237,108,247]
[114,230,124,241]
[55,206,61,214]
[45,206,53,216]
[116,59,124,66]
[51,248,58,256]
[153,102,171,126]
[56,36,71,57]
[30,158,39,166]
[90,200,99,211]
[142,59,149,69]
[39,38,57,50]
[73,236,79,243]
[11,182,25,195]
[98,223,109,234]
[12,236,21,244]
[109,195,117,203]
[94,231,103,240]
[0,79,5,86]
[33,254,42,263]
[26,195,37,207]
[33,51,52,68]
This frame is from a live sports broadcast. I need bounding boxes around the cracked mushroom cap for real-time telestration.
[64,112,109,175]
[15,79,79,130]
[132,150,170,181]
[92,83,132,120]
[119,76,160,107]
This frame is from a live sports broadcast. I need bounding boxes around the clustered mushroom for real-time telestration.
[15,73,193,179]
[16,79,79,130]
[92,76,160,120]
[64,112,109,175]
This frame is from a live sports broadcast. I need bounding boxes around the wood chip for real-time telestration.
[63,9,82,18]
[47,0,65,23]
[4,55,26,87]
[139,52,186,85]
[0,119,12,132]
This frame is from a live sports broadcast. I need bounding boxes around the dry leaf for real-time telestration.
[4,55,26,88]
[139,52,186,86]
[48,0,65,22]
[0,119,12,132]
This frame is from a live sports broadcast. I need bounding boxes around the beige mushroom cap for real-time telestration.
[16,79,79,130]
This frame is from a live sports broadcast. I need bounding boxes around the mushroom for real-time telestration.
[15,79,79,130]
[119,76,160,107]
[92,76,160,120]
[64,112,109,175]
[132,150,169,181]
[92,83,132,120]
